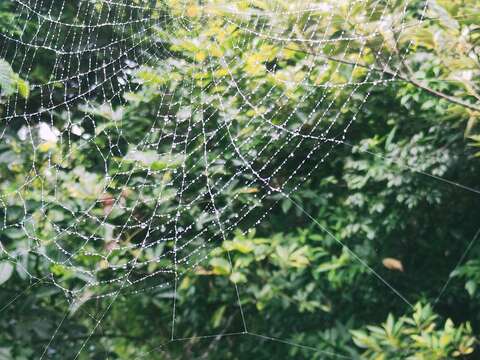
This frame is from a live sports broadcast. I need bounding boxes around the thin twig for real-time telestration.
[288,46,480,113]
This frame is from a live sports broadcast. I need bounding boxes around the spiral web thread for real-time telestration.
[1,0,479,358]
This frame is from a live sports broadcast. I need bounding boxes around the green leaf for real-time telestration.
[465,281,477,297]
[0,59,16,96]
[229,272,247,283]
[209,257,231,275]
[0,59,29,98]
[16,78,29,99]
[211,305,226,328]
[223,238,254,254]
[281,199,292,213]
[0,261,14,285]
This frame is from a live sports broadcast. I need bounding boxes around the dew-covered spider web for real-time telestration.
[1,0,479,358]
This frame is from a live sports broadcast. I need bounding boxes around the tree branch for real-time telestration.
[288,47,480,113]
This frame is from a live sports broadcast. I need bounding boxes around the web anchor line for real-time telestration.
[136,330,352,359]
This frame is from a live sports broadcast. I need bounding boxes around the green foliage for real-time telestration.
[452,259,480,298]
[352,303,476,359]
[0,59,29,99]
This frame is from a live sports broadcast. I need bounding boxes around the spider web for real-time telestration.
[1,0,478,358]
